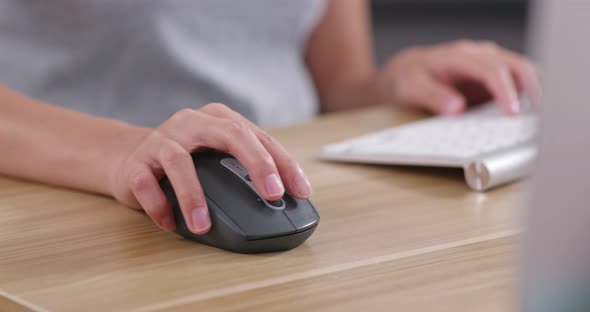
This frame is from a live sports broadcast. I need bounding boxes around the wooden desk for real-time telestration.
[0,107,523,311]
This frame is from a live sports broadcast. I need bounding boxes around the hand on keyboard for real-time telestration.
[378,40,541,116]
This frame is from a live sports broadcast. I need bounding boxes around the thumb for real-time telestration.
[400,74,466,115]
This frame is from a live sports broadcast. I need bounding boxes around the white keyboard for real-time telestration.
[320,104,538,191]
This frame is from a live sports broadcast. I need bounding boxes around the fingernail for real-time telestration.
[444,98,462,114]
[190,207,211,234]
[160,215,176,231]
[264,173,284,197]
[293,168,312,198]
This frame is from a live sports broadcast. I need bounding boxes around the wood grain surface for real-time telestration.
[0,106,525,311]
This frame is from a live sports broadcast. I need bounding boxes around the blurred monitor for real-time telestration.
[522,1,590,311]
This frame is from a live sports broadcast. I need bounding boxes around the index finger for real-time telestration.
[500,50,542,108]
[439,54,521,114]
[201,104,312,199]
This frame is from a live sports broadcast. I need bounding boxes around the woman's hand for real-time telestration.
[108,103,312,234]
[378,40,541,115]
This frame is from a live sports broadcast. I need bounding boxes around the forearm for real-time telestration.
[306,0,387,113]
[0,85,149,195]
[317,73,389,113]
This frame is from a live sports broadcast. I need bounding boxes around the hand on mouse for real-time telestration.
[108,103,312,234]
[377,40,541,115]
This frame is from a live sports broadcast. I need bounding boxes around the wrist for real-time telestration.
[373,69,395,105]
[376,53,411,106]
[102,122,151,198]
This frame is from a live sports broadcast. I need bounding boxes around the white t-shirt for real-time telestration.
[0,0,325,127]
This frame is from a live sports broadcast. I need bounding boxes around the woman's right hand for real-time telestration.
[108,103,312,234]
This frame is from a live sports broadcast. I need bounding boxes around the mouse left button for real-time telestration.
[220,157,286,210]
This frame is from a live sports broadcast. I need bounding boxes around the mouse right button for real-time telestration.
[283,199,319,232]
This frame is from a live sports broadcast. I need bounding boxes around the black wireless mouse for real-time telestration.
[159,150,320,254]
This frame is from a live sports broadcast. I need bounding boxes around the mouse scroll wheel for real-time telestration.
[267,199,284,208]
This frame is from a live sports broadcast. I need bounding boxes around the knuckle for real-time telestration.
[148,129,166,143]
[128,170,152,193]
[176,190,203,208]
[390,47,428,70]
[479,40,500,52]
[452,39,476,51]
[169,108,196,124]
[257,130,277,146]
[492,63,511,77]
[255,154,276,173]
[225,119,249,136]
[178,188,206,210]
[481,60,508,77]
[282,157,300,172]
[242,153,275,175]
[176,108,195,118]
[203,102,231,114]
[160,143,188,166]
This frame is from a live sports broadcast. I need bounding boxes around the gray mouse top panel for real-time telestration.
[195,156,296,240]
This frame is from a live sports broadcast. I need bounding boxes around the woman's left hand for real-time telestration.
[377,40,541,115]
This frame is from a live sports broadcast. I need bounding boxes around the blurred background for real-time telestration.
[371,0,529,64]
